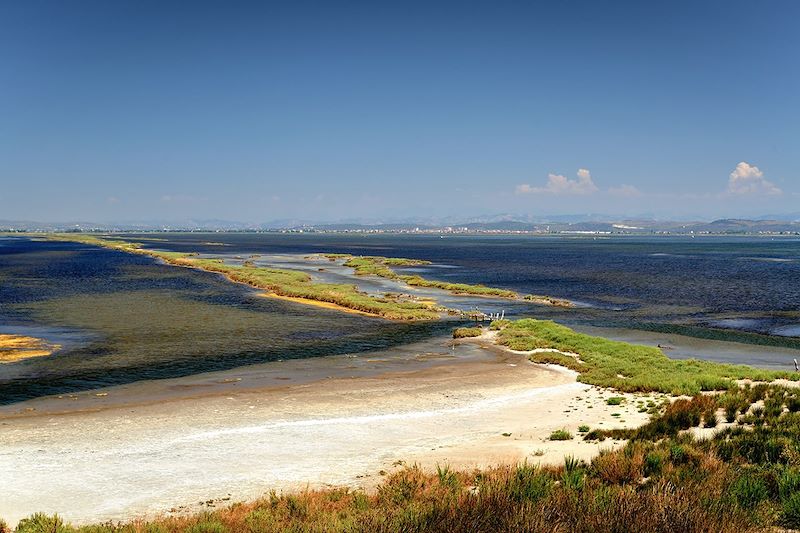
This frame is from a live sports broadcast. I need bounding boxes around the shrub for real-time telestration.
[578,424,590,433]
[452,327,482,338]
[606,397,624,406]
[352,491,369,511]
[436,463,460,491]
[0,519,8,533]
[750,384,769,403]
[644,452,663,477]
[592,447,644,484]
[15,514,72,533]
[583,429,606,441]
[725,403,739,423]
[244,508,277,532]
[550,429,572,441]
[378,466,426,505]
[489,319,511,330]
[669,444,688,465]
[186,518,228,533]
[507,463,552,502]
[781,492,800,528]
[730,472,768,509]
[704,410,718,428]
[778,467,800,500]
[561,457,584,491]
[787,396,800,413]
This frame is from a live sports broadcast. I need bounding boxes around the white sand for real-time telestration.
[0,345,656,525]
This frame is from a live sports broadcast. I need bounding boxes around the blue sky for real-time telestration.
[1,1,798,222]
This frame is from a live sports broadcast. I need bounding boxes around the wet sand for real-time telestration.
[0,340,656,525]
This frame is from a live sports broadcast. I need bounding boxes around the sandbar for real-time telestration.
[0,334,59,363]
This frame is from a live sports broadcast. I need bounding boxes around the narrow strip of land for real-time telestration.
[483,318,799,393]
[42,234,571,319]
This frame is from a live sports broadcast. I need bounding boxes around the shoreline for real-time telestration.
[0,340,659,525]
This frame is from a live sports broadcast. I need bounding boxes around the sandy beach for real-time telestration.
[0,337,658,526]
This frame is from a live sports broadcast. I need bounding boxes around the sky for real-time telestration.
[1,0,799,223]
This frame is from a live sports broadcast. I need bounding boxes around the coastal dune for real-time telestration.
[0,347,652,525]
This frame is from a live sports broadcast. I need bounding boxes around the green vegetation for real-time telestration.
[606,396,624,405]
[45,235,440,320]
[492,318,797,395]
[452,327,483,339]
[326,254,571,304]
[549,428,572,441]
[522,294,574,307]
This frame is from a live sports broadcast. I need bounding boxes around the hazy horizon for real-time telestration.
[2,1,798,221]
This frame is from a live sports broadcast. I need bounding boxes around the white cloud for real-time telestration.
[608,184,642,197]
[516,168,599,195]
[727,162,781,195]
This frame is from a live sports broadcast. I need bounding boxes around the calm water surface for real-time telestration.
[1,234,799,403]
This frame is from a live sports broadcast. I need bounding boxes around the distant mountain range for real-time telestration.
[1,215,799,234]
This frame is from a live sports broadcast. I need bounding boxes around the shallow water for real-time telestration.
[0,237,453,404]
[1,233,799,403]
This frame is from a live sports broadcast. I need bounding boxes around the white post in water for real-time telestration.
[795,358,798,372]
[501,310,505,320]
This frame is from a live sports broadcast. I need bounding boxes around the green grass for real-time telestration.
[493,318,797,395]
[452,327,483,338]
[549,428,573,440]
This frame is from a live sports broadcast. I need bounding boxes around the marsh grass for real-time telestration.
[452,327,482,338]
[493,319,797,394]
